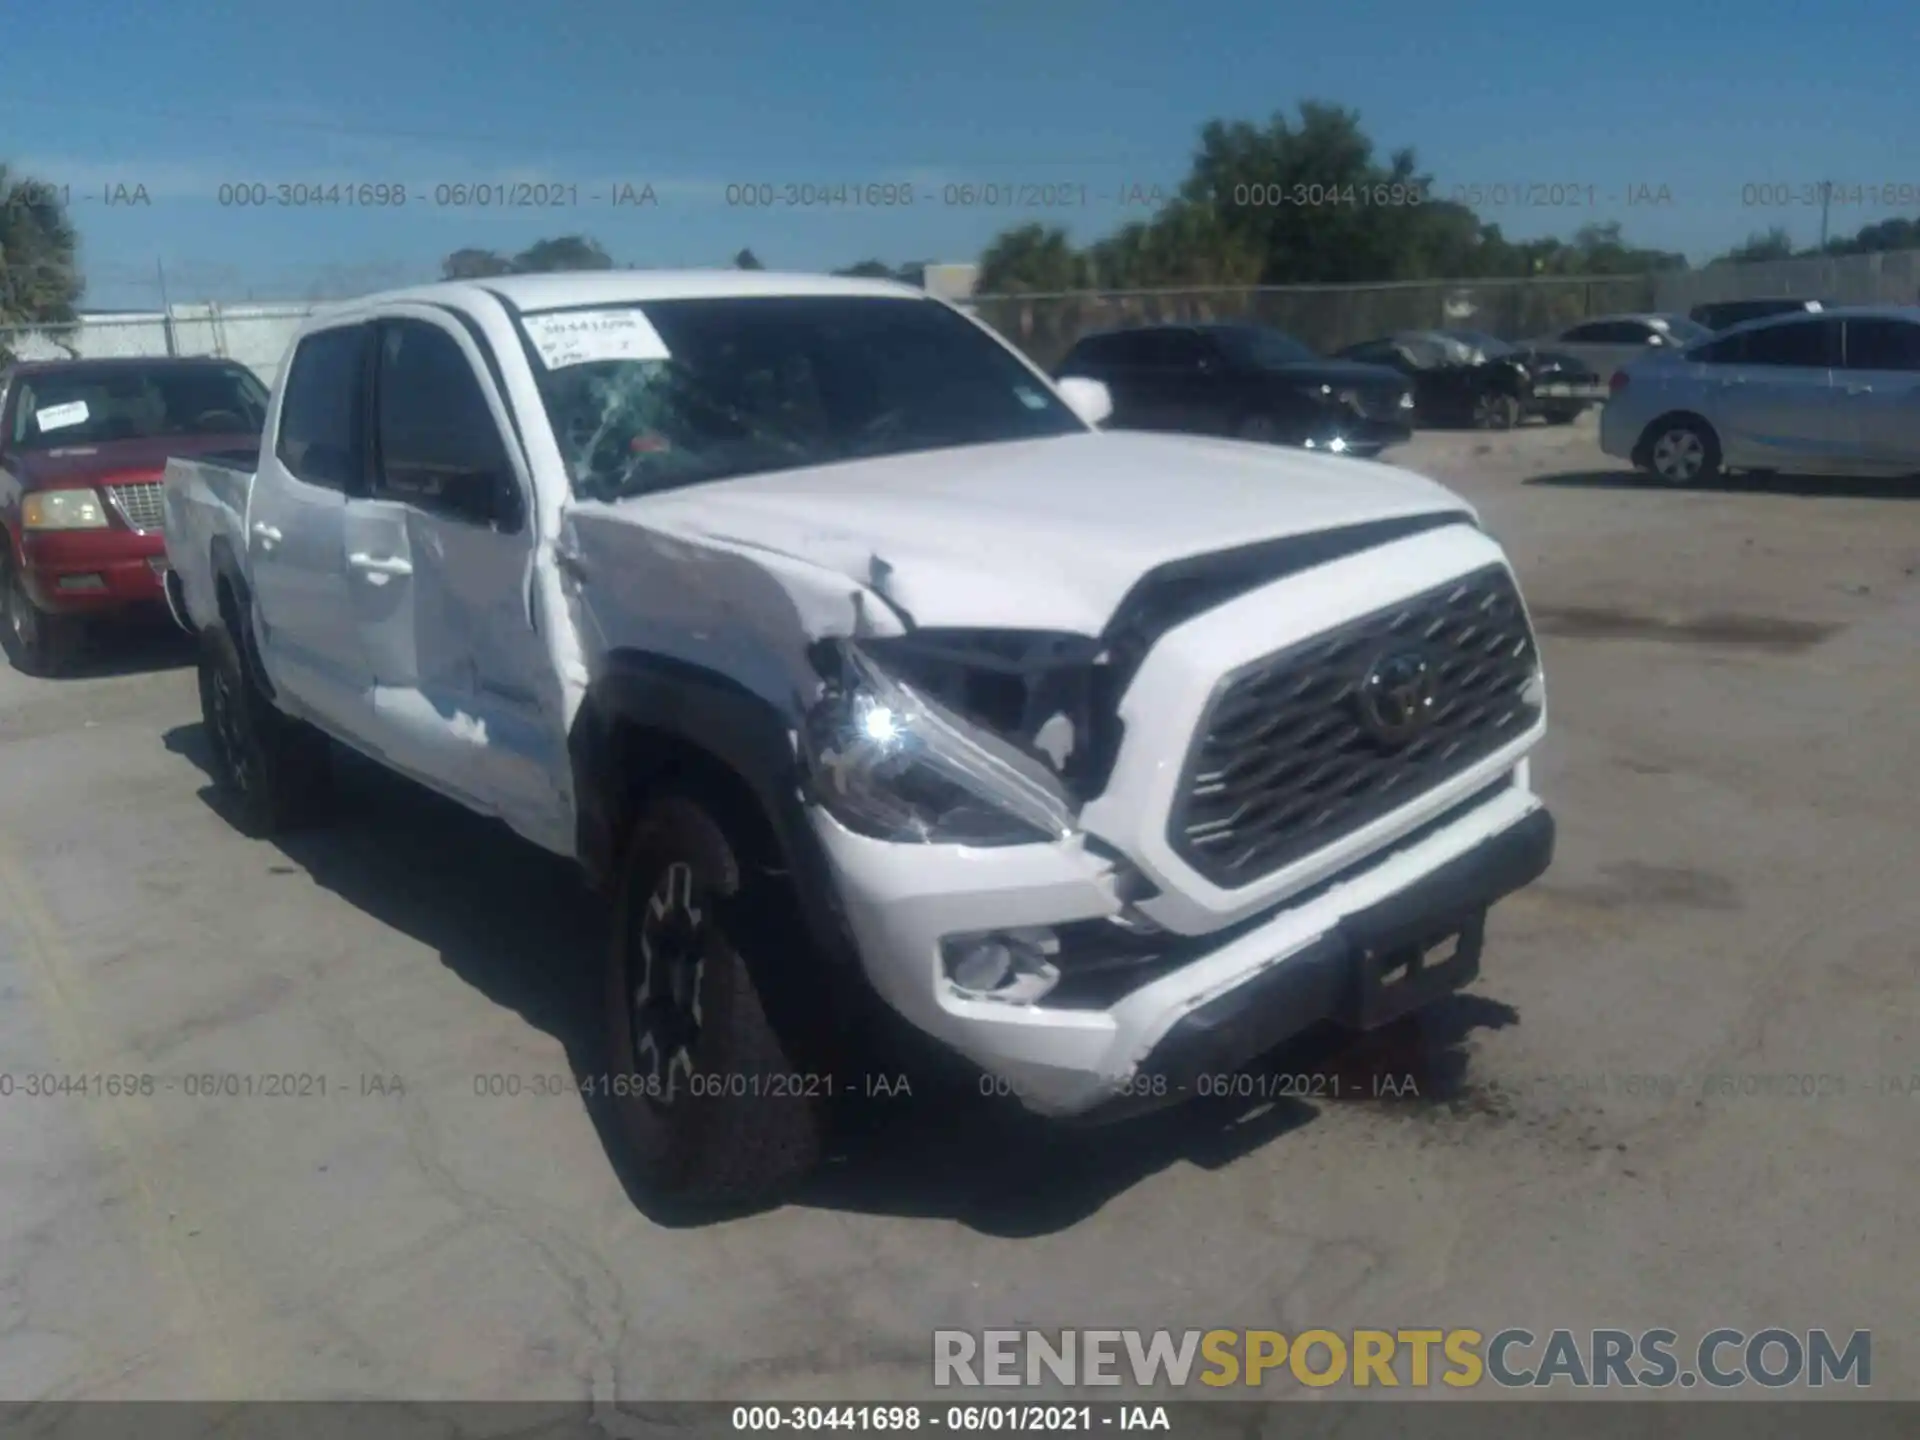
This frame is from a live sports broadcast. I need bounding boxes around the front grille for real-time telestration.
[106,481,166,532]
[1170,564,1540,888]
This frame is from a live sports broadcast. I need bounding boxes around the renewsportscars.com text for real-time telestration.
[933,1328,1871,1390]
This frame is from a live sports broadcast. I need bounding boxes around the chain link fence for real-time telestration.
[969,275,1663,371]
[7,251,1917,384]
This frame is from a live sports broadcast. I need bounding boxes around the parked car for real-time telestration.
[1336,329,1603,429]
[1688,298,1829,332]
[1529,313,1713,387]
[163,271,1554,1207]
[1600,305,1920,482]
[1054,322,1415,457]
[1,356,270,674]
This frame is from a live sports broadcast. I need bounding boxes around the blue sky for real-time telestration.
[6,0,1915,308]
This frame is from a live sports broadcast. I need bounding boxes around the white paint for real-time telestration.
[34,400,90,432]
[162,270,1551,1120]
[520,308,670,369]
[610,430,1470,633]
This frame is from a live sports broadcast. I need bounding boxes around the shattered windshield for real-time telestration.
[524,294,1085,500]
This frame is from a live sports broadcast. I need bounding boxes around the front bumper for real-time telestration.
[1303,412,1413,456]
[18,529,169,616]
[813,772,1552,1118]
[1075,804,1553,1124]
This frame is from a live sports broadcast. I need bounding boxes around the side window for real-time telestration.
[374,320,517,527]
[1063,333,1122,369]
[1843,319,1920,372]
[1744,319,1840,368]
[1690,332,1748,365]
[275,326,368,491]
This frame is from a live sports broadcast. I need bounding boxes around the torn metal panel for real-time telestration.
[559,503,908,722]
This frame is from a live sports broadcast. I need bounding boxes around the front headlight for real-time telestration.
[801,640,1077,846]
[1398,390,1415,409]
[22,489,110,530]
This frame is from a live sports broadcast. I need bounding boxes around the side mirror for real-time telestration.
[1055,376,1113,427]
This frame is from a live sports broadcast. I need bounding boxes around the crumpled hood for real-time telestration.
[607,431,1471,634]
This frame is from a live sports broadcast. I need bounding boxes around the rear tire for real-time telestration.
[197,623,332,837]
[4,559,81,677]
[1542,406,1583,425]
[604,794,827,1211]
[1641,417,1722,485]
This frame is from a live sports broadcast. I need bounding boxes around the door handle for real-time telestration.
[348,552,413,577]
[1844,384,1873,395]
[251,522,283,546]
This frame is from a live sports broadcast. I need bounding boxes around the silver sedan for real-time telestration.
[1598,306,1920,482]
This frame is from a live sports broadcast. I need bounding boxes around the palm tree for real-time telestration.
[0,165,85,359]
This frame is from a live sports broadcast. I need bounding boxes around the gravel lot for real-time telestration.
[1,414,1914,1403]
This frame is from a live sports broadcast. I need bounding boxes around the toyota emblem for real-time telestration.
[1356,650,1436,746]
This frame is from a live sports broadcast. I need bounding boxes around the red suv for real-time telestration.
[1,356,268,674]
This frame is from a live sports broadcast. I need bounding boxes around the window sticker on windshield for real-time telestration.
[1015,386,1048,410]
[523,309,670,369]
[34,400,90,432]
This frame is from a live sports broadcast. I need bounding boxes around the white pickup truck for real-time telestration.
[163,271,1554,1207]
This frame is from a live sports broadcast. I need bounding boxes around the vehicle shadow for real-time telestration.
[161,722,1521,1236]
[1527,468,1920,500]
[2,617,195,680]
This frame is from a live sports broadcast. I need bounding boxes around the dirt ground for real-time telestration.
[1,413,1914,1403]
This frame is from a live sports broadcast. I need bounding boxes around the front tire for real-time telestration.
[197,623,332,837]
[1472,391,1521,431]
[604,794,827,1210]
[4,560,80,676]
[1641,417,1721,485]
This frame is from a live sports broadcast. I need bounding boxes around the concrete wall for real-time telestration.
[0,303,319,387]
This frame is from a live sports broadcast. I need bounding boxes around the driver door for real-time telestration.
[344,311,570,850]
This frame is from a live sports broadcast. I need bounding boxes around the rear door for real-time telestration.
[345,310,568,844]
[1713,317,1842,470]
[1836,316,1920,473]
[247,323,372,737]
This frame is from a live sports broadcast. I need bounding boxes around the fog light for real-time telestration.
[942,927,1061,1004]
[1328,436,1348,454]
[56,574,107,592]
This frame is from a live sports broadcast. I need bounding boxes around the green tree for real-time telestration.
[1821,216,1920,256]
[974,103,1689,295]
[734,247,765,270]
[441,247,516,279]
[514,235,614,272]
[0,165,85,359]
[976,224,1086,293]
[1708,226,1796,266]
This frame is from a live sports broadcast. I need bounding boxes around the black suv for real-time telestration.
[1688,298,1828,332]
[1055,323,1414,457]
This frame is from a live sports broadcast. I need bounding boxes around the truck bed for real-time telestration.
[162,450,258,634]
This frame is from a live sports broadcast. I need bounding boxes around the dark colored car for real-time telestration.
[1688,298,1829,332]
[1338,330,1604,429]
[1054,323,1414,458]
[1,356,269,674]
